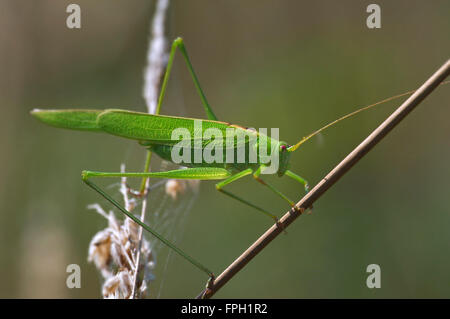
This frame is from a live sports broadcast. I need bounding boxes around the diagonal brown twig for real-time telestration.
[196,59,450,299]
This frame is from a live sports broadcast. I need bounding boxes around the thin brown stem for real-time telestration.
[131,0,170,299]
[196,59,450,299]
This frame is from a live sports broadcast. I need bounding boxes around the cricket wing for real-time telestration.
[30,109,103,131]
[31,108,256,150]
[97,109,252,148]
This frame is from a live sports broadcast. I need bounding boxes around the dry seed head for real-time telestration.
[88,201,155,298]
[165,179,200,199]
[88,229,113,277]
[103,269,133,299]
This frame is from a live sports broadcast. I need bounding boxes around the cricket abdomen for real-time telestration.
[149,143,261,172]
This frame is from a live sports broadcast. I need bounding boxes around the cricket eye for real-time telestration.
[280,145,287,151]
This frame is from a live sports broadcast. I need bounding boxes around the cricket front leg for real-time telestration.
[284,170,313,213]
[284,170,309,193]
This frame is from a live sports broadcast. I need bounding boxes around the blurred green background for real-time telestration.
[0,0,449,298]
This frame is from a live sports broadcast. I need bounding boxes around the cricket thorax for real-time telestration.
[146,136,290,177]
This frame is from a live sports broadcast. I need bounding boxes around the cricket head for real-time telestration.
[277,142,291,177]
[276,135,312,176]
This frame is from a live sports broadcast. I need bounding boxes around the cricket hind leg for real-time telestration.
[142,37,219,190]
[157,37,218,120]
[139,36,219,192]
[80,167,234,278]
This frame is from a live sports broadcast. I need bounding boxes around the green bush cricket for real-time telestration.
[30,37,436,281]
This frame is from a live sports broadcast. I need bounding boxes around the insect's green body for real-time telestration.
[33,108,291,177]
[98,109,291,175]
[142,126,290,177]
[152,143,290,176]
[30,37,406,279]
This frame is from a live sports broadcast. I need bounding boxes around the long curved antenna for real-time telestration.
[287,80,449,152]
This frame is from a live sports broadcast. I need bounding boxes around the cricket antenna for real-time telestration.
[287,80,450,152]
